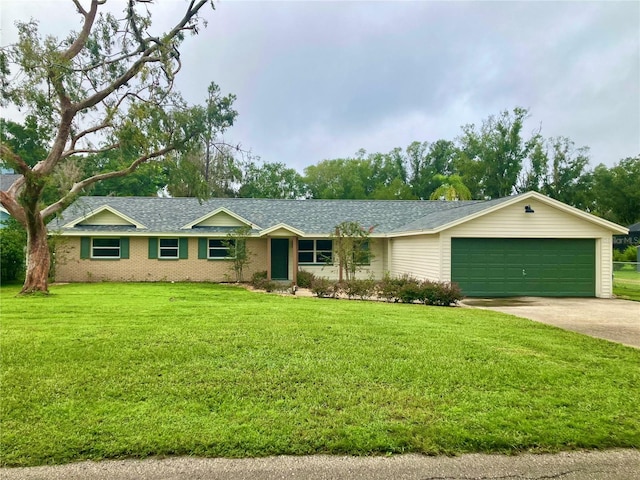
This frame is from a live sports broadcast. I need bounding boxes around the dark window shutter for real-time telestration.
[80,237,90,259]
[179,238,189,259]
[148,238,158,259]
[198,238,207,259]
[120,237,130,259]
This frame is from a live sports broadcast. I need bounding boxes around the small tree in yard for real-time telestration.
[223,226,252,282]
[0,1,235,294]
[331,221,374,281]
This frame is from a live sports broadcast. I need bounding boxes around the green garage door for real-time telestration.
[451,238,595,297]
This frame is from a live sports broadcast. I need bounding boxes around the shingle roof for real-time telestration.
[391,195,515,232]
[49,195,520,236]
[0,174,21,192]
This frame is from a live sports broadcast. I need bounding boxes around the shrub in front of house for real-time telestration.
[262,280,281,292]
[375,274,396,302]
[253,270,461,305]
[275,281,294,293]
[377,274,421,303]
[420,280,463,306]
[251,270,267,287]
[250,270,286,292]
[374,274,462,306]
[332,281,345,298]
[311,277,339,298]
[376,273,400,302]
[396,278,424,304]
[342,278,377,300]
[296,270,316,289]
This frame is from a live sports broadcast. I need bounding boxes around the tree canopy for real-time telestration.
[239,160,305,199]
[0,0,228,293]
[4,94,636,238]
[590,156,640,226]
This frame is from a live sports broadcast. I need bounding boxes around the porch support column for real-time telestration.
[292,237,299,285]
[266,237,272,280]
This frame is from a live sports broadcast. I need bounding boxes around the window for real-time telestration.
[208,239,235,259]
[92,238,120,258]
[355,241,371,265]
[159,238,179,259]
[298,239,333,264]
[149,238,187,260]
[82,237,129,260]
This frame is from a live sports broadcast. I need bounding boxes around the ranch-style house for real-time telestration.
[49,191,628,298]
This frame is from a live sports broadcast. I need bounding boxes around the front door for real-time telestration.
[271,238,289,280]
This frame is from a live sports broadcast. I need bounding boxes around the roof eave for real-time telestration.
[391,192,629,236]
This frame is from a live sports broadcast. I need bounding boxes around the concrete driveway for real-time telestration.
[462,297,640,349]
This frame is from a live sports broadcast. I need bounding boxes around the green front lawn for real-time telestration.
[613,269,640,301]
[1,283,639,467]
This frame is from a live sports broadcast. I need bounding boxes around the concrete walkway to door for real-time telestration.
[461,297,640,349]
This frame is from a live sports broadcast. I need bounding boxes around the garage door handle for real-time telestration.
[522,269,526,277]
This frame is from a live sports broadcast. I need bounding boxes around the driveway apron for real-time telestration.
[461,297,640,348]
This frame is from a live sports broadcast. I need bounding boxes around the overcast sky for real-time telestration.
[1,1,639,172]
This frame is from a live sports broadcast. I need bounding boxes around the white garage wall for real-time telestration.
[439,199,615,298]
[389,234,441,280]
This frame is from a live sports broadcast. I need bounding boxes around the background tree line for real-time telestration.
[3,106,638,228]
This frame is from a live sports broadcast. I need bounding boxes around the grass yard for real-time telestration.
[613,269,640,301]
[1,283,639,467]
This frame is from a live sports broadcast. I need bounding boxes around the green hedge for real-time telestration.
[310,274,462,306]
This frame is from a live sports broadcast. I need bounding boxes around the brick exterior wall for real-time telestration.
[54,237,268,283]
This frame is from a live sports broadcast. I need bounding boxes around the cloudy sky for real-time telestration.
[1,1,639,172]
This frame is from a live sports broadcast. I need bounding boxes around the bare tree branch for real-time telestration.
[41,144,175,218]
[0,190,26,224]
[73,48,146,73]
[0,143,30,175]
[36,106,75,175]
[67,0,207,114]
[62,0,100,61]
[35,0,203,177]
[61,143,119,159]
[68,119,114,152]
[71,0,87,16]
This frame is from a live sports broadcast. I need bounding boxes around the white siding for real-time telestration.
[381,237,389,273]
[438,199,615,297]
[389,234,440,280]
[297,239,386,280]
[299,263,341,280]
[359,238,385,279]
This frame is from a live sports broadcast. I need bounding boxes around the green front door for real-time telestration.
[451,238,595,297]
[271,238,289,280]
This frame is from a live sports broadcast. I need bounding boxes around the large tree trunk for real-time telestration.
[21,205,50,295]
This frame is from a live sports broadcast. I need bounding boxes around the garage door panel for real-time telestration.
[451,238,595,297]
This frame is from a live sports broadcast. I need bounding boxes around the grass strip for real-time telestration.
[613,270,640,301]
